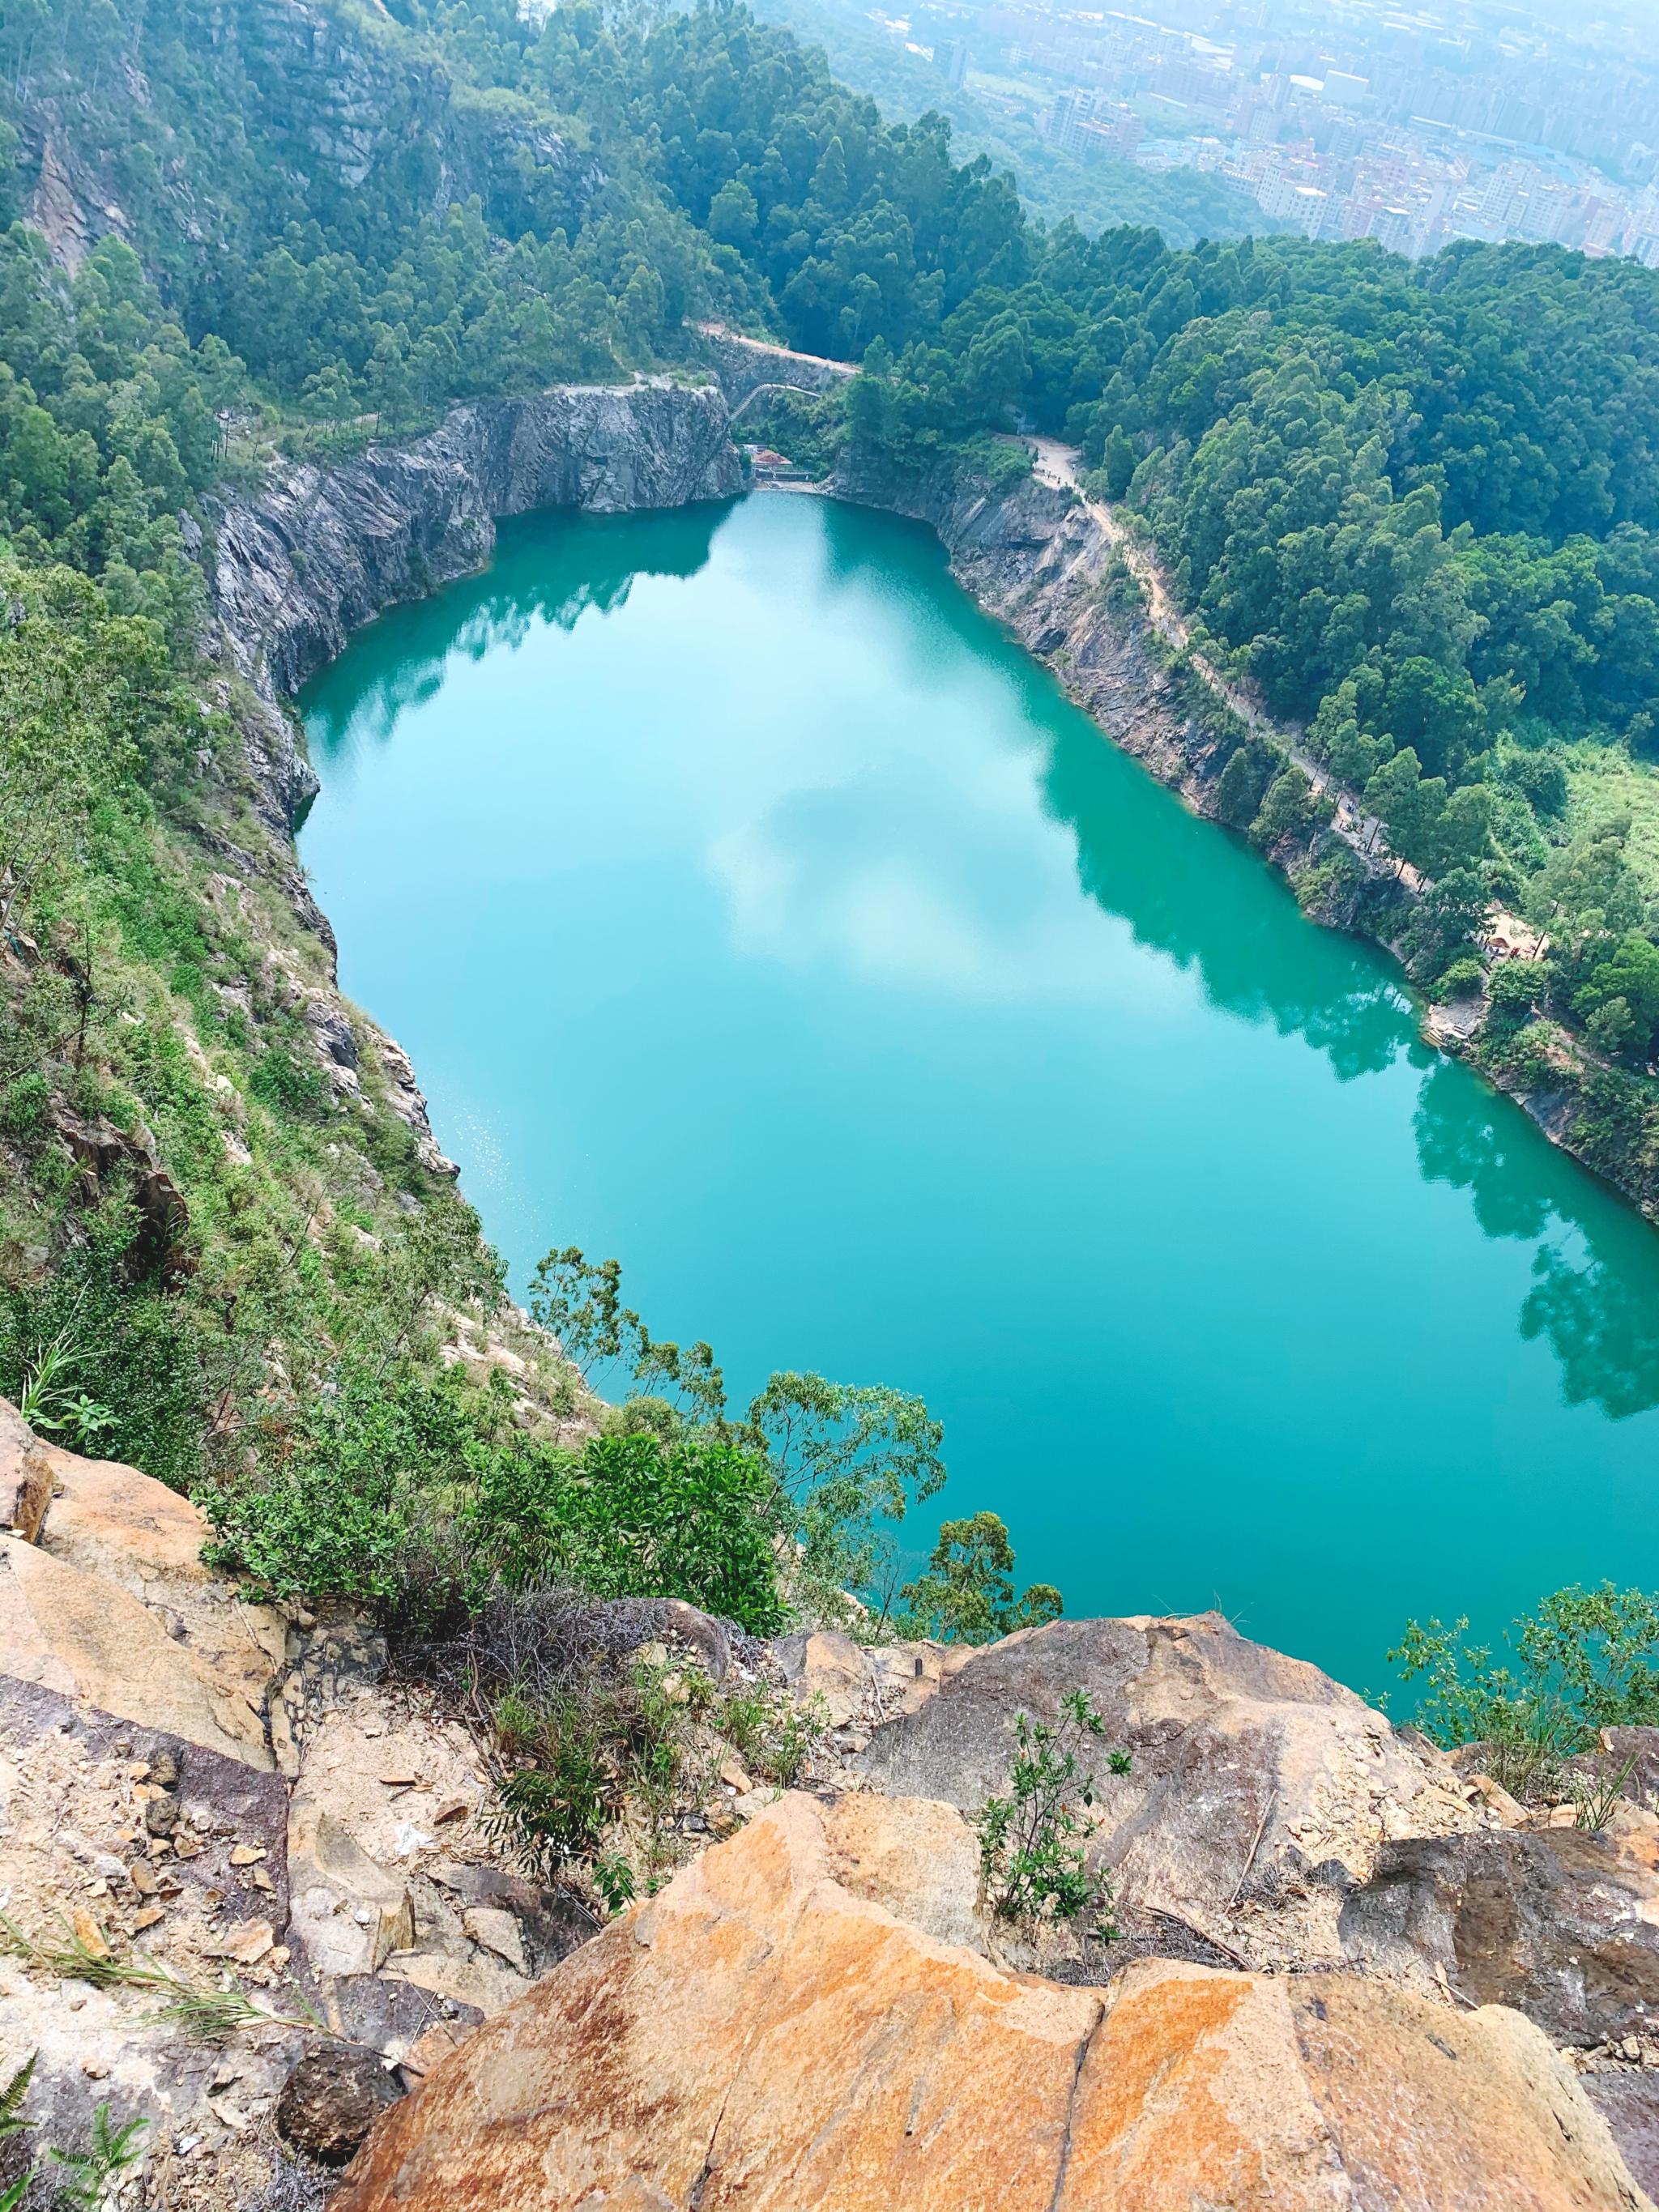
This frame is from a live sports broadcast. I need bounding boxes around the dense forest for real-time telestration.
[2,0,1659,1643]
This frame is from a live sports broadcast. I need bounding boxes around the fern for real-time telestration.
[49,2107,147,2210]
[0,2051,36,2139]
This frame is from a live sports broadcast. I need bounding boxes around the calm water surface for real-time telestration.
[301,493,1659,1694]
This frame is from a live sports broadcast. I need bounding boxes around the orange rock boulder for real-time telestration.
[334,1792,1650,2212]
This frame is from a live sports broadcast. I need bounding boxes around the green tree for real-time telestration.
[1363,747,1448,875]
[1576,933,1659,1057]
[1101,424,1135,500]
[898,1511,1062,1643]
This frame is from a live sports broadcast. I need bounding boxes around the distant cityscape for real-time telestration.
[868,0,1659,263]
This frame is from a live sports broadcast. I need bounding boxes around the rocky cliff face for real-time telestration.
[9,1402,1659,2207]
[194,377,740,1187]
[829,438,1657,1214]
[19,0,599,281]
[211,380,742,829]
[834,446,1256,838]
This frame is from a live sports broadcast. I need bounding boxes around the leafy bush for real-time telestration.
[1215,741,1277,829]
[207,1349,788,1633]
[1482,1017,1557,1090]
[1401,867,1489,980]
[528,1247,956,1622]
[201,1354,476,1606]
[0,1074,50,1144]
[716,1681,825,1786]
[1389,1583,1659,1798]
[1433,955,1486,1000]
[977,1690,1128,1927]
[247,1042,333,1122]
[960,433,1035,491]
[1486,957,1550,1020]
[1248,765,1320,852]
[467,1430,787,1634]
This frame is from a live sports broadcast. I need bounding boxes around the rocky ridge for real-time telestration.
[10,1401,1659,2206]
[20,0,599,280]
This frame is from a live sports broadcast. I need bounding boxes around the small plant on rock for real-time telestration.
[977,1690,1128,1929]
[49,2106,147,2210]
[591,1851,638,1915]
[484,1693,621,1881]
[715,1684,826,1788]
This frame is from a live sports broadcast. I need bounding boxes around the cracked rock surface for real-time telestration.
[332,1792,1650,2212]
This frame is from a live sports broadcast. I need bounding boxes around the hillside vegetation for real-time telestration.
[2,0,1659,1639]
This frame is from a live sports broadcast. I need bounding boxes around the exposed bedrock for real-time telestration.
[8,1400,1659,2207]
[332,1792,1651,2212]
[209,378,742,829]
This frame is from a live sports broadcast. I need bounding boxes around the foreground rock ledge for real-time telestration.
[333,1794,1650,2212]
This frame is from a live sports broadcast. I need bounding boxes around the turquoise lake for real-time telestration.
[300,491,1659,1696]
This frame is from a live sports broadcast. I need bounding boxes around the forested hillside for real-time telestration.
[2,0,1659,1622]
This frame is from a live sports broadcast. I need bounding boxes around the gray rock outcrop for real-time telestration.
[853,1610,1478,1965]
[211,378,742,829]
[1340,1826,1659,2045]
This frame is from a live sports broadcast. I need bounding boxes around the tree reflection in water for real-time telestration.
[1043,680,1659,1421]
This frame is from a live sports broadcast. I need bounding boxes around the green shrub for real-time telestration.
[247,1042,331,1123]
[1389,1583,1659,1799]
[977,1690,1129,1927]
[1433,955,1486,1000]
[1248,765,1319,851]
[201,1355,474,1606]
[467,1430,787,1634]
[485,1697,620,1878]
[1587,995,1637,1058]
[961,433,1034,492]
[0,1074,50,1144]
[1215,741,1275,828]
[1482,1017,1557,1089]
[484,1653,715,1894]
[717,1682,825,1786]
[207,1361,789,1632]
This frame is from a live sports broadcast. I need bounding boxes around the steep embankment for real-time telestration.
[823,434,1659,1220]
[211,381,742,833]
[177,375,740,1248]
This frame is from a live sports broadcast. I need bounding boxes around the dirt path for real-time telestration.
[1021,436,1440,900]
[696,322,858,379]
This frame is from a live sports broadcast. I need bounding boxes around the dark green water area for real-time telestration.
[301,492,1659,1694]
